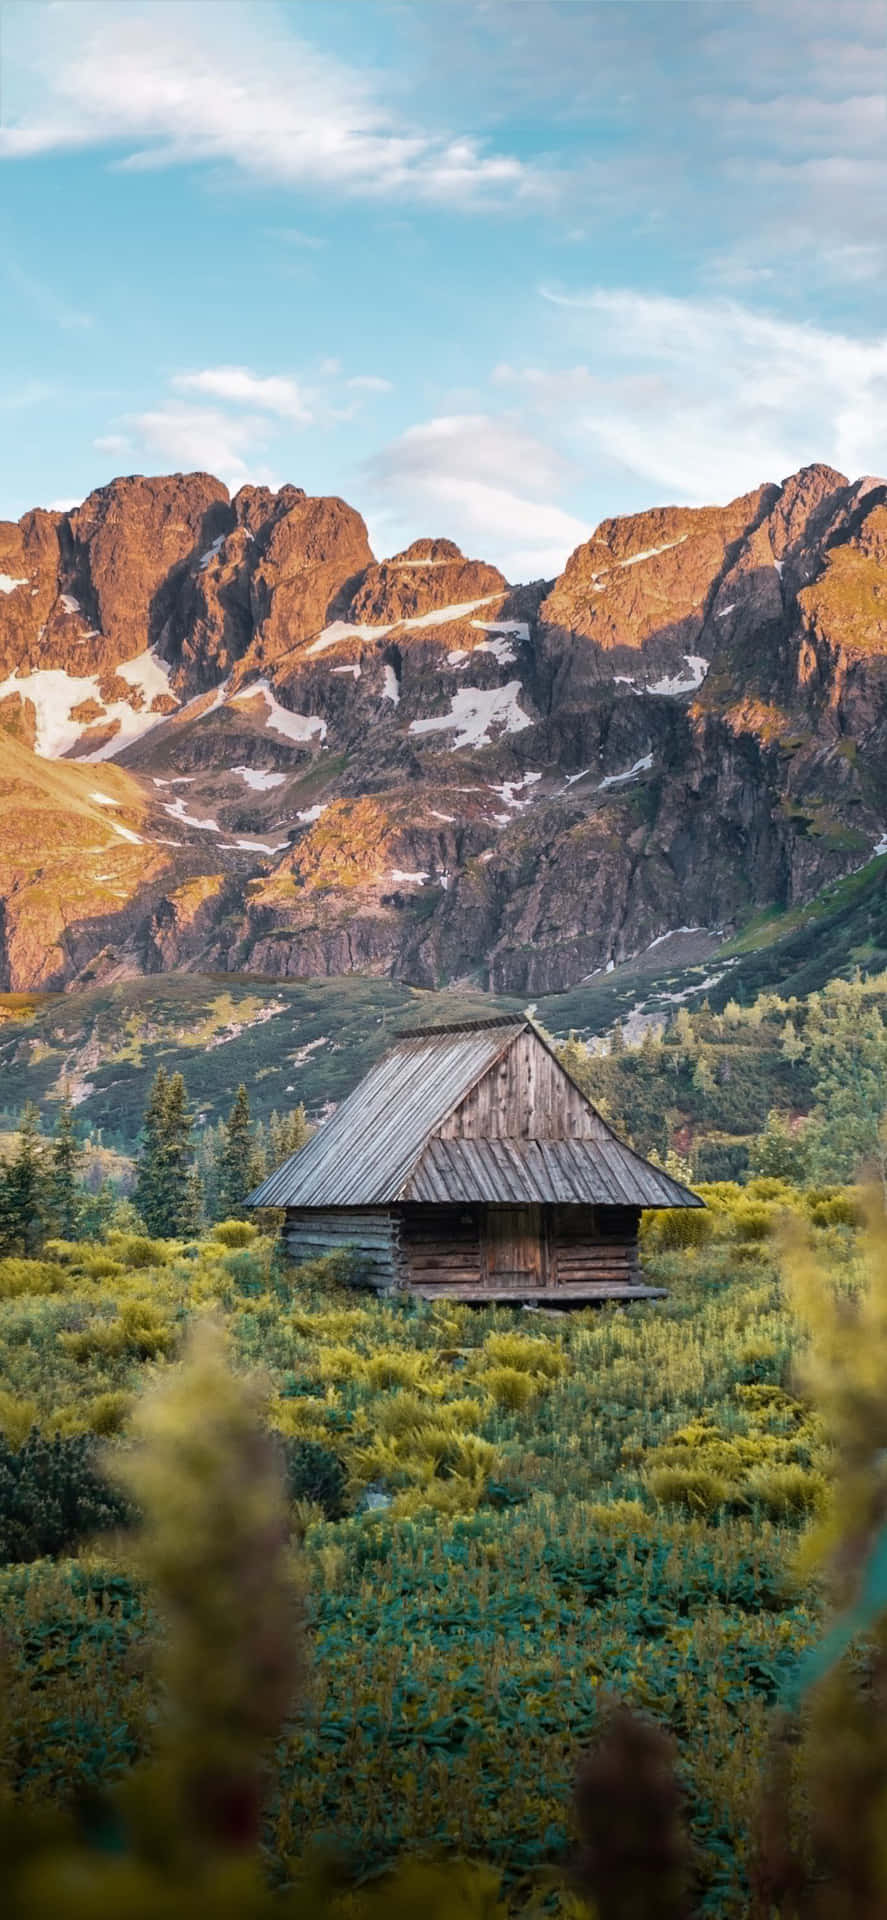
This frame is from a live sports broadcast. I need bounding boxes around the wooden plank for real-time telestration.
[408,1282,667,1302]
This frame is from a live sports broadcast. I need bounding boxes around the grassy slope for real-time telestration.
[2,854,887,1152]
[0,1195,844,1914]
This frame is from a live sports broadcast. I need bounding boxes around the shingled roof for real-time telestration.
[247,1016,702,1212]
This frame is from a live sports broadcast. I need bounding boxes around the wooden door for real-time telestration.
[486,1206,544,1287]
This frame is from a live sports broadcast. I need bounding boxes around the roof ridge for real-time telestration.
[391,1013,527,1040]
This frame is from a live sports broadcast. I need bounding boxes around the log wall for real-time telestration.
[283,1208,402,1291]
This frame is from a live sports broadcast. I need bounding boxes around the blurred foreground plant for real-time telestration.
[2,1317,513,1919]
[751,1192,887,1918]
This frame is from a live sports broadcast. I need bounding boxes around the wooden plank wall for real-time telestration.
[439,1030,608,1141]
[283,1208,402,1291]
[553,1205,641,1286]
[400,1203,483,1290]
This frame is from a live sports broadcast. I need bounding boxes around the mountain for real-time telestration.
[1,461,886,999]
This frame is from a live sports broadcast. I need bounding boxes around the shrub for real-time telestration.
[0,1257,68,1299]
[47,1390,133,1438]
[646,1464,732,1514]
[106,1232,173,1269]
[279,1436,348,1520]
[60,1300,177,1364]
[78,1252,125,1280]
[745,1462,827,1520]
[807,1192,861,1229]
[364,1350,430,1391]
[212,1219,259,1248]
[642,1208,713,1252]
[479,1331,567,1379]
[730,1202,775,1242]
[482,1365,537,1411]
[0,1429,133,1563]
[0,1389,39,1447]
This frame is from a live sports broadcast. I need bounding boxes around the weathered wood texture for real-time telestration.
[398,1200,643,1296]
[439,1029,609,1142]
[283,1208,402,1290]
[552,1204,641,1286]
[398,1203,483,1289]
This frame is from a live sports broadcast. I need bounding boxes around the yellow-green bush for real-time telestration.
[482,1365,538,1411]
[745,1462,827,1520]
[106,1232,175,1269]
[364,1349,431,1391]
[477,1331,567,1379]
[0,1257,68,1299]
[60,1299,177,1364]
[646,1463,732,1513]
[641,1207,714,1252]
[212,1219,259,1248]
[0,1389,39,1447]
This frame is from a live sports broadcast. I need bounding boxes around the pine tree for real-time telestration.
[162,1073,196,1236]
[181,1167,205,1237]
[134,1068,197,1237]
[47,1090,84,1239]
[218,1084,255,1221]
[134,1067,170,1235]
[2,1103,48,1254]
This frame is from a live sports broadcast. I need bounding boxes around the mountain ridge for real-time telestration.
[1,460,885,997]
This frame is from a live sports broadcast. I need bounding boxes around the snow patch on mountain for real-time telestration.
[647,656,708,696]
[117,648,178,706]
[308,594,504,657]
[228,679,326,744]
[0,665,177,760]
[163,797,220,832]
[232,766,286,791]
[382,664,400,703]
[598,752,653,789]
[409,682,532,750]
[0,575,28,595]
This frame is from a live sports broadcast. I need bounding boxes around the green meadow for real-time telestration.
[0,1178,862,1914]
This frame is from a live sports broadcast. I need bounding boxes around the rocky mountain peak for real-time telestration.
[2,461,886,1002]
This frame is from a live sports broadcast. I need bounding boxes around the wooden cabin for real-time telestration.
[246,1015,703,1304]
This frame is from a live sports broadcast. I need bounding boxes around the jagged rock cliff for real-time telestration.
[1,462,885,994]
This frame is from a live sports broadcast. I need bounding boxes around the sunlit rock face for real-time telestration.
[1,463,886,993]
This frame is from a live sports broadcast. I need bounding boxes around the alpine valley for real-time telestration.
[2,459,887,1137]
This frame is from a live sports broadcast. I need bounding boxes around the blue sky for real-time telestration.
[1,0,885,578]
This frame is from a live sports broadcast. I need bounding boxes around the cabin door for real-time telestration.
[486,1206,544,1288]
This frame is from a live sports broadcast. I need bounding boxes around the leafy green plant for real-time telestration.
[0,1428,132,1563]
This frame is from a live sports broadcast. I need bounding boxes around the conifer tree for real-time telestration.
[48,1089,84,1239]
[134,1066,170,1236]
[1,1103,48,1254]
[134,1068,197,1237]
[218,1084,255,1220]
[162,1072,197,1236]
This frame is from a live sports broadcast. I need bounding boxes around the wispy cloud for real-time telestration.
[515,289,887,499]
[347,376,393,393]
[365,414,587,578]
[128,404,275,490]
[173,365,313,423]
[0,0,546,210]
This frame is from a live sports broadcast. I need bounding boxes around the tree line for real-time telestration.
[0,1075,308,1253]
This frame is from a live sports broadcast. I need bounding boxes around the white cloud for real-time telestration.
[0,0,544,209]
[173,365,313,423]
[524,288,887,500]
[365,414,587,578]
[93,432,130,454]
[347,376,393,393]
[129,404,275,490]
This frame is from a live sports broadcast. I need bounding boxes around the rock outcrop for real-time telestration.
[1,462,886,995]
